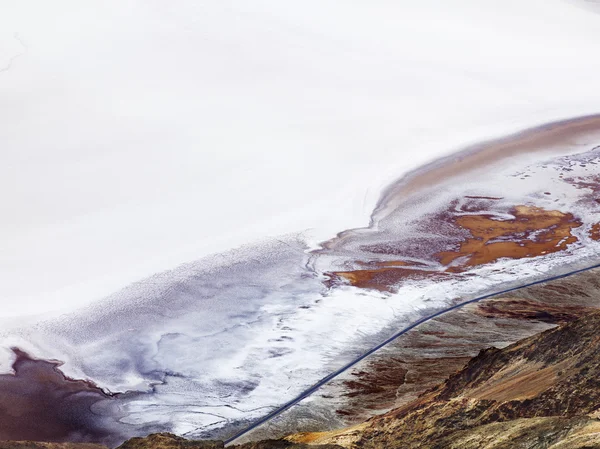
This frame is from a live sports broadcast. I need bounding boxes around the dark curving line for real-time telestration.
[225,260,600,445]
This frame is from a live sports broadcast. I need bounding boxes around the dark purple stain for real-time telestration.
[0,348,139,447]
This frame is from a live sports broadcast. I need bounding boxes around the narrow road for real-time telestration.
[225,261,600,445]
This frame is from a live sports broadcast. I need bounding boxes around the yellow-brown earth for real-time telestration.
[438,206,581,269]
[332,205,582,290]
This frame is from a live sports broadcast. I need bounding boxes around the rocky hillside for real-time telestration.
[289,311,600,448]
[0,433,343,449]
[5,308,600,448]
[242,268,600,443]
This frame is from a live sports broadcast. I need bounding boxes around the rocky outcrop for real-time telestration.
[235,440,342,449]
[312,268,600,426]
[114,434,342,449]
[431,416,600,449]
[0,434,343,449]
[296,311,600,448]
[0,443,107,449]
[5,273,600,449]
[116,433,223,449]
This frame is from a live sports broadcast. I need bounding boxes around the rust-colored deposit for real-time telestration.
[590,223,600,240]
[330,205,581,290]
[330,266,443,292]
[438,205,581,270]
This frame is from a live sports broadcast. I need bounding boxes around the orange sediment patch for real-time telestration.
[287,431,324,443]
[330,259,436,290]
[286,423,368,446]
[590,223,600,240]
[437,206,581,270]
[329,206,582,291]
[330,267,445,291]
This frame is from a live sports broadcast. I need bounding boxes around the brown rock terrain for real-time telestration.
[116,433,223,449]
[320,267,600,424]
[116,433,342,449]
[0,443,107,449]
[5,243,600,449]
[289,310,600,448]
[8,303,600,449]
[236,266,600,444]
[0,433,343,449]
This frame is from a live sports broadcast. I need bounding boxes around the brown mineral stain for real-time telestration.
[330,206,581,290]
[464,196,504,200]
[474,299,593,324]
[438,206,581,269]
[330,267,444,291]
[0,349,128,446]
[590,223,600,240]
[564,174,600,195]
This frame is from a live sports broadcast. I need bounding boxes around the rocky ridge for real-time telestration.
[0,433,343,449]
[6,310,600,448]
[288,311,600,448]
